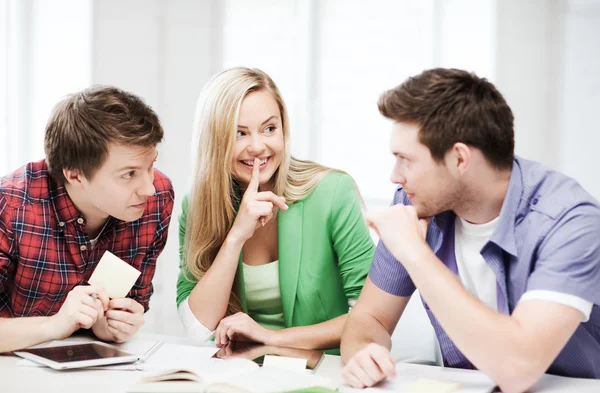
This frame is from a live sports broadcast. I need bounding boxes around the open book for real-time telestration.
[127,357,338,393]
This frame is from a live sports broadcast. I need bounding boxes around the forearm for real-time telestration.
[0,316,57,352]
[404,249,552,391]
[187,234,244,330]
[340,309,392,363]
[269,314,347,350]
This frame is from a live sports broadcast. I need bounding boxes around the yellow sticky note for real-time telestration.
[405,378,461,393]
[262,355,307,372]
[88,251,141,298]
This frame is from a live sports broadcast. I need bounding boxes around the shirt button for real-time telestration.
[80,245,87,251]
[58,221,65,227]
[532,198,539,205]
[77,218,85,224]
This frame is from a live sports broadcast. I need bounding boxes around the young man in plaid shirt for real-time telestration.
[0,86,174,352]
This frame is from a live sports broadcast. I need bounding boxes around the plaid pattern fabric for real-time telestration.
[0,159,174,317]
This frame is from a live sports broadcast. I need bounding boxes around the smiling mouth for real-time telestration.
[240,157,269,168]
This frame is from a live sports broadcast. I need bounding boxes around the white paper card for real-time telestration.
[88,251,141,298]
[262,355,307,372]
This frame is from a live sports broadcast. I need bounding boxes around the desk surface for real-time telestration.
[1,331,599,393]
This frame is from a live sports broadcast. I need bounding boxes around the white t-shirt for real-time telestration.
[454,216,593,322]
[454,216,499,311]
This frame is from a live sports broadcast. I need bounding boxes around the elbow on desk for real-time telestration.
[491,358,546,393]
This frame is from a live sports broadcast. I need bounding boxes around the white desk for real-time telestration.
[1,332,599,393]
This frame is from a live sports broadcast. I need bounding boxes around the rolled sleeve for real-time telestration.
[526,204,600,306]
[178,297,214,343]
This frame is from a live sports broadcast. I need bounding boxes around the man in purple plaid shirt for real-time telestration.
[341,68,600,393]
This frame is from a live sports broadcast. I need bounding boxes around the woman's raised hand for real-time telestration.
[229,158,288,242]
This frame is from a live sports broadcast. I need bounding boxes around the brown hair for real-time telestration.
[378,68,514,170]
[44,85,164,182]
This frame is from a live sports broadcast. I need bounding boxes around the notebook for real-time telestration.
[127,357,338,393]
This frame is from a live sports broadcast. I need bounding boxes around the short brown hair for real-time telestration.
[44,85,164,182]
[378,68,514,170]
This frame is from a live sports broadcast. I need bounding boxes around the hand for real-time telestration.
[214,312,272,347]
[96,298,145,343]
[49,285,109,340]
[342,343,396,388]
[365,204,430,266]
[229,158,288,242]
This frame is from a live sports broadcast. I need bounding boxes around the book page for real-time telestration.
[209,367,338,393]
[357,363,495,393]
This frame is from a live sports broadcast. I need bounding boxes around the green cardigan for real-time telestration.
[176,172,375,350]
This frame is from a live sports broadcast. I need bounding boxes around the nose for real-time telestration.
[247,134,266,155]
[390,166,407,185]
[138,170,156,197]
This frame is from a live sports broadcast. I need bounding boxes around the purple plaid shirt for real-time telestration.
[370,156,600,379]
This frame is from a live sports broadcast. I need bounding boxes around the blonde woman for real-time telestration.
[177,67,374,353]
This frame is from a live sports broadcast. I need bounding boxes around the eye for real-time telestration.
[123,171,135,179]
[236,130,246,138]
[264,126,276,134]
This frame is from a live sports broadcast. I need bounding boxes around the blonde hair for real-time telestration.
[185,67,342,315]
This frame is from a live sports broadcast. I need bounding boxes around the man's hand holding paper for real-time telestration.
[88,251,144,343]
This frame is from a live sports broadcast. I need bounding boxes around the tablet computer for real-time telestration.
[212,341,325,370]
[13,341,140,370]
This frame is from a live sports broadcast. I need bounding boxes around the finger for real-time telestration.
[107,318,136,335]
[247,158,260,193]
[260,211,275,226]
[343,366,367,389]
[79,303,100,321]
[219,324,230,347]
[214,325,222,347]
[215,321,227,347]
[92,299,105,319]
[105,309,135,325]
[76,312,95,329]
[255,192,288,210]
[250,201,274,213]
[249,202,275,219]
[370,346,396,378]
[352,356,379,387]
[74,285,104,296]
[357,353,386,384]
[109,298,142,313]
[226,327,236,341]
[418,218,429,238]
[406,205,418,221]
[107,324,127,343]
[94,288,110,311]
[364,213,379,230]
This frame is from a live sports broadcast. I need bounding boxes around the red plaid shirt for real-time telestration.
[0,160,174,317]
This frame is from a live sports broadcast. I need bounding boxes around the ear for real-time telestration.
[62,168,83,185]
[446,143,471,176]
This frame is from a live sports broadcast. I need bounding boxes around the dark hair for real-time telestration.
[44,85,164,182]
[378,68,514,170]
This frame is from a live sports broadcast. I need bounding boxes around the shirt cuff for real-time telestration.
[178,297,215,343]
[519,290,594,322]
